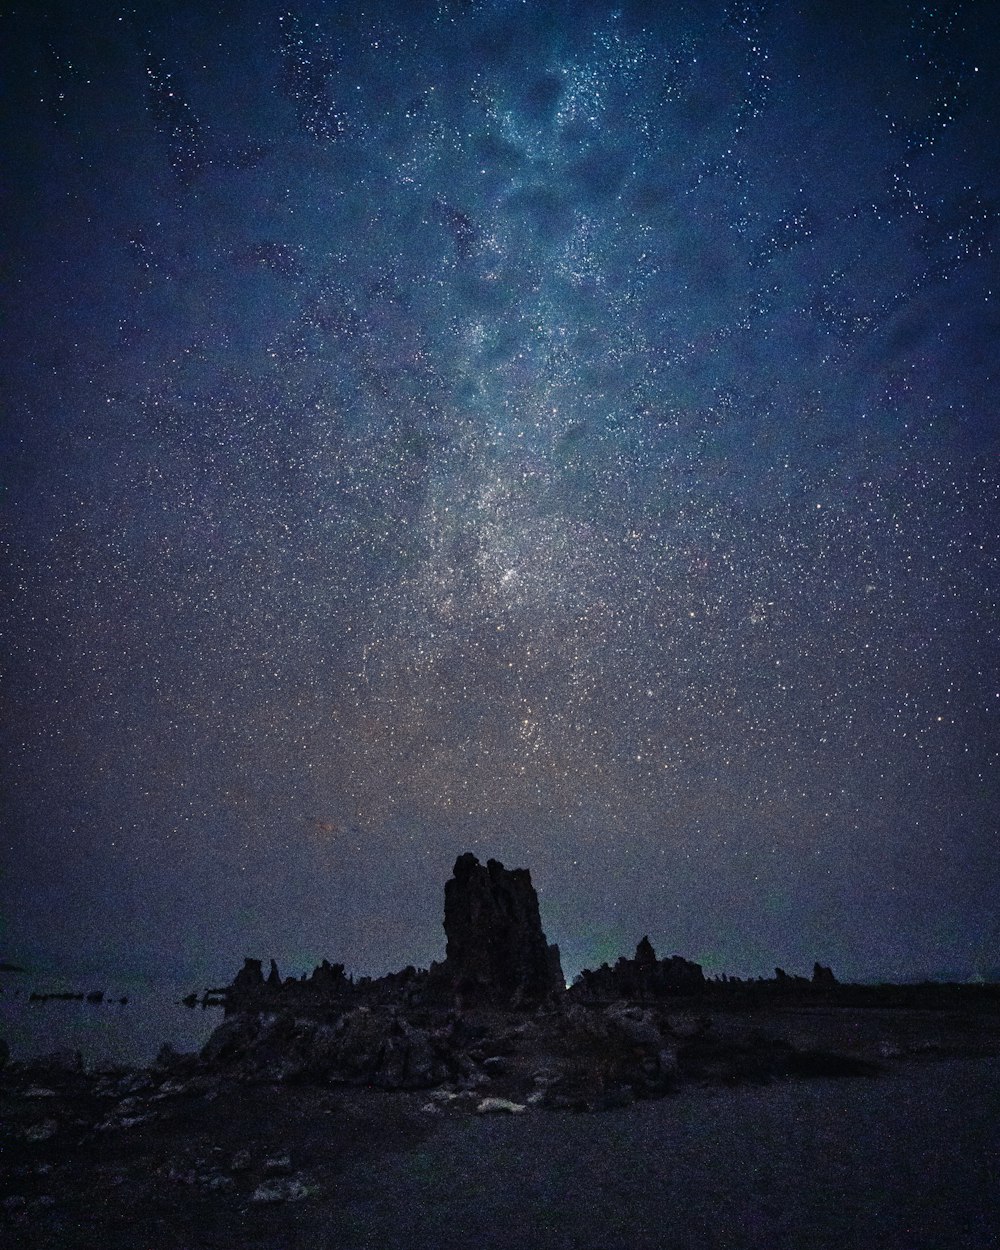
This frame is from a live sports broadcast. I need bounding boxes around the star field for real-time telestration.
[2,0,998,984]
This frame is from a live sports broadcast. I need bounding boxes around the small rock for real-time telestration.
[475,1097,526,1115]
[261,1153,292,1176]
[251,1176,311,1204]
[230,1148,252,1172]
[165,1167,198,1186]
[3,1195,27,1214]
[482,1056,507,1075]
[531,1068,559,1087]
[23,1087,58,1098]
[24,1119,58,1142]
[156,1080,189,1096]
[202,1173,235,1193]
[99,1102,155,1131]
[116,1073,151,1096]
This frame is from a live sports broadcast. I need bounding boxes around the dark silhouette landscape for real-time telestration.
[3,855,999,1248]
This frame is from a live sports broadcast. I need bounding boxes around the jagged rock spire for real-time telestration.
[443,853,563,1002]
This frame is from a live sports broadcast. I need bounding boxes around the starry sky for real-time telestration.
[2,0,998,986]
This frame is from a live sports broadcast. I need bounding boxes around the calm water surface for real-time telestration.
[0,973,224,1068]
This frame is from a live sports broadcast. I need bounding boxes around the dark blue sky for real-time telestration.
[2,0,998,984]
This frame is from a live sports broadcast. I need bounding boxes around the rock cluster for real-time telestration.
[201,1007,462,1089]
[569,937,705,1001]
[193,999,705,1107]
[174,851,900,1112]
[221,852,564,1015]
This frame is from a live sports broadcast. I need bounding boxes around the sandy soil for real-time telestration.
[3,1050,998,1250]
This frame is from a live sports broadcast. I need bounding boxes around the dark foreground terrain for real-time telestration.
[3,1003,999,1250]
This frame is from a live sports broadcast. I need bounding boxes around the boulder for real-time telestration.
[603,1003,664,1050]
[475,1097,526,1114]
[251,1176,312,1203]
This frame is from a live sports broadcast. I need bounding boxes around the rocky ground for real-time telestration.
[3,1000,999,1249]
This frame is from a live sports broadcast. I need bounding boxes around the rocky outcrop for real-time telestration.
[570,937,705,1001]
[441,853,564,1003]
[200,1006,462,1088]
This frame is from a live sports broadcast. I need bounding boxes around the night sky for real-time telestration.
[2,0,998,987]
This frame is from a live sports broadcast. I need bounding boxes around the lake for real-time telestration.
[0,972,224,1068]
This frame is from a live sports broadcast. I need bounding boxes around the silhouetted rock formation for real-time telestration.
[168,853,1000,1111]
[571,937,705,1001]
[441,853,564,1003]
[227,958,266,1012]
[233,958,264,990]
[309,960,348,993]
[775,967,810,988]
[218,853,564,1014]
